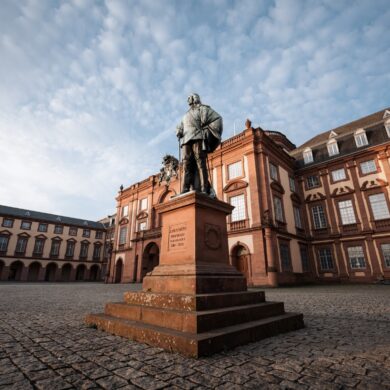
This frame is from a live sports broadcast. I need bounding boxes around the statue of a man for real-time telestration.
[176,93,223,195]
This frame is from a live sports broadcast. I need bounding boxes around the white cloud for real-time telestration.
[0,0,389,219]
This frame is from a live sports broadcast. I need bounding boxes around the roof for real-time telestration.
[0,204,105,230]
[291,107,390,155]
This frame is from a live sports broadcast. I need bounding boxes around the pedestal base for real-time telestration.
[85,290,303,357]
[86,192,304,357]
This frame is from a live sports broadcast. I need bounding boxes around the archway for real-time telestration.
[44,263,57,282]
[27,262,41,281]
[61,263,72,282]
[114,258,123,283]
[231,244,250,279]
[76,264,86,281]
[8,261,23,281]
[89,265,100,281]
[0,260,4,280]
[141,242,159,279]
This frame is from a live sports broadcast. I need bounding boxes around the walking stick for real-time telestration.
[178,138,182,193]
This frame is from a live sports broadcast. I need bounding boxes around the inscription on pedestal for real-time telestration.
[168,223,187,251]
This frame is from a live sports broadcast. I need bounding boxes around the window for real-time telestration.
[2,218,13,228]
[279,243,291,271]
[354,129,368,147]
[38,223,48,232]
[21,221,31,230]
[54,225,63,234]
[300,247,309,272]
[327,140,339,156]
[0,236,9,252]
[111,218,115,226]
[15,237,28,254]
[228,161,243,179]
[82,229,90,238]
[33,238,45,255]
[360,160,376,174]
[139,198,148,211]
[289,177,296,192]
[121,205,129,217]
[369,193,390,220]
[50,240,61,257]
[138,221,147,231]
[95,231,103,239]
[347,246,366,269]
[338,200,356,225]
[80,242,89,258]
[385,120,390,138]
[293,206,302,229]
[303,148,313,164]
[69,227,78,236]
[381,244,390,267]
[273,197,284,222]
[331,168,346,182]
[230,194,246,222]
[269,163,278,181]
[93,244,101,259]
[312,205,327,229]
[307,175,320,189]
[119,226,127,245]
[65,241,75,257]
[318,248,333,270]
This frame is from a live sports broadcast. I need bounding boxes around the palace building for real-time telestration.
[107,107,390,286]
[0,205,107,282]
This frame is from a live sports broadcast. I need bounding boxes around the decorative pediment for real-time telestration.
[223,180,248,193]
[136,211,148,220]
[0,229,12,236]
[270,181,285,194]
[119,217,129,225]
[383,110,390,119]
[66,238,76,243]
[17,232,31,238]
[35,234,47,240]
[329,131,338,139]
[305,192,326,203]
[331,186,355,198]
[51,235,63,241]
[290,193,301,204]
[361,179,388,191]
[81,239,90,244]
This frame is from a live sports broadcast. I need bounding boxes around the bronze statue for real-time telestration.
[176,93,223,195]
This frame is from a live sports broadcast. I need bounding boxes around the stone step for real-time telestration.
[105,301,285,333]
[85,311,304,357]
[123,290,266,311]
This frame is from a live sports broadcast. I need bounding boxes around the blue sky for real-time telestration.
[0,0,389,220]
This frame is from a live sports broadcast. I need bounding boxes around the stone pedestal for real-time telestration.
[86,192,303,357]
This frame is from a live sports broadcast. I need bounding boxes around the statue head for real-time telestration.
[187,93,201,106]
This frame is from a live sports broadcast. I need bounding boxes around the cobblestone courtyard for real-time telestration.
[0,283,389,390]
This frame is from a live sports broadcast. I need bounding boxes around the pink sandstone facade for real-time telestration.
[108,108,390,286]
[0,206,107,282]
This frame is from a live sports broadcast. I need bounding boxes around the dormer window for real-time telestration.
[327,139,339,157]
[385,119,390,138]
[303,148,313,164]
[354,129,368,148]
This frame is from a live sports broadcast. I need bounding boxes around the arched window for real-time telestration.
[303,148,313,164]
[354,128,368,148]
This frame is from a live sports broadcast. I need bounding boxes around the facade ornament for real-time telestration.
[158,154,179,186]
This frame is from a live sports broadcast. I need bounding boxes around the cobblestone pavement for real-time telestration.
[0,283,389,390]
